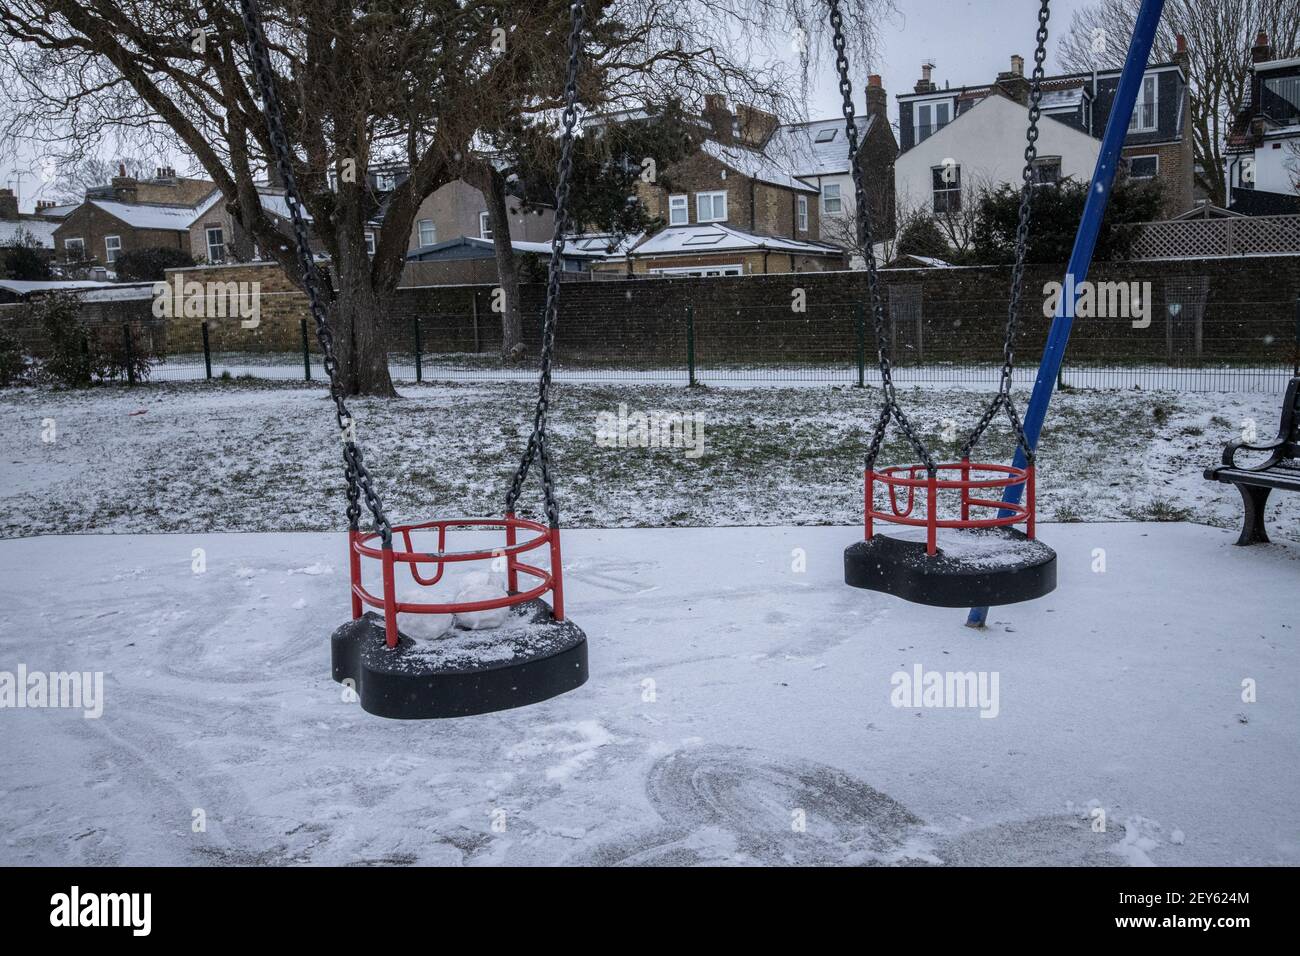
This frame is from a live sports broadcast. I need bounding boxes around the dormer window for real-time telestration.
[915,101,950,142]
[1128,74,1158,132]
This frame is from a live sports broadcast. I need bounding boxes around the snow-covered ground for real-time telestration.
[2,380,1296,539]
[0,523,1296,866]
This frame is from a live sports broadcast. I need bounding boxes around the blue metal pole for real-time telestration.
[967,0,1166,628]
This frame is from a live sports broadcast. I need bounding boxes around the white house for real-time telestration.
[1225,32,1300,215]
[894,93,1101,224]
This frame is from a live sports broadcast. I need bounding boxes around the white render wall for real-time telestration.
[894,95,1102,220]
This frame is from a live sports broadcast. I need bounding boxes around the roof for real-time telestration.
[88,198,209,231]
[567,232,645,258]
[0,279,118,295]
[34,204,78,219]
[628,223,845,258]
[763,116,874,178]
[0,218,60,249]
[406,235,607,261]
[699,139,820,193]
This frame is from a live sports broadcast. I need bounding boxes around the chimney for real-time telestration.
[914,62,937,94]
[995,54,1031,104]
[0,188,17,219]
[1251,30,1272,64]
[111,174,138,204]
[865,74,887,121]
[702,93,734,143]
[735,104,779,147]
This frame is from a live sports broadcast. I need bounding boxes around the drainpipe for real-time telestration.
[749,179,756,232]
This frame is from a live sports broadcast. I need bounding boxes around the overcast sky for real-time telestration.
[800,0,1093,123]
[2,0,1096,212]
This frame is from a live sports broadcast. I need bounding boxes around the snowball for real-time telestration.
[395,588,453,641]
[452,571,510,630]
[1170,829,1185,845]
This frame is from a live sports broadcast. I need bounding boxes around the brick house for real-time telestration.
[52,169,224,268]
[896,38,1196,219]
[594,92,902,275]
[1225,32,1300,215]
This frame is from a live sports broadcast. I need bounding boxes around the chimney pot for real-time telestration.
[118,162,127,177]
[867,74,882,88]
[1175,34,1186,53]
[1011,54,1024,76]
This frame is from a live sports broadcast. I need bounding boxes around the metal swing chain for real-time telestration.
[504,1,586,528]
[237,0,393,546]
[959,0,1051,464]
[827,0,935,475]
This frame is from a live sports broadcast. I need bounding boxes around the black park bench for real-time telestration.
[1205,376,1300,545]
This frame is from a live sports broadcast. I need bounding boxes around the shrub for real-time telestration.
[0,230,53,281]
[37,292,95,387]
[0,326,26,386]
[31,293,157,386]
[113,246,195,282]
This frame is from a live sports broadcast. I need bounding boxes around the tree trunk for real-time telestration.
[464,160,525,361]
[330,263,397,398]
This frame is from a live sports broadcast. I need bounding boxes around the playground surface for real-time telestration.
[1,522,1296,866]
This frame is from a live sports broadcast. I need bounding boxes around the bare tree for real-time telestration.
[1058,0,1300,207]
[0,1,895,391]
[50,155,161,203]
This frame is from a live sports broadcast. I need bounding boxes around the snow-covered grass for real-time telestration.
[1,523,1296,865]
[1,379,1294,540]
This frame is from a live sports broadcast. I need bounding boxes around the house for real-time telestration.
[615,94,880,274]
[894,92,1101,225]
[1225,32,1300,215]
[762,75,898,262]
[896,39,1195,219]
[52,169,222,268]
[0,189,73,260]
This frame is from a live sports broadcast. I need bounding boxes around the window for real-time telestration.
[1262,75,1300,126]
[822,183,842,214]
[63,237,85,260]
[375,171,397,191]
[205,226,225,262]
[797,195,809,232]
[418,219,436,246]
[814,128,837,143]
[1128,154,1158,179]
[1031,157,1062,186]
[104,235,121,264]
[931,164,961,213]
[1128,74,1158,132]
[915,101,950,143]
[479,212,493,239]
[364,231,376,255]
[696,191,727,223]
[668,194,689,225]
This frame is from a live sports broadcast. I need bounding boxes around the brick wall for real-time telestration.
[8,255,1294,369]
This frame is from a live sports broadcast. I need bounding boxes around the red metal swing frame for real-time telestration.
[865,459,1037,556]
[349,513,567,649]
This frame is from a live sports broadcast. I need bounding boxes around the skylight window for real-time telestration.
[683,232,725,246]
[815,128,838,143]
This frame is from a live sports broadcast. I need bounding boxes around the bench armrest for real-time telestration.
[1221,439,1285,468]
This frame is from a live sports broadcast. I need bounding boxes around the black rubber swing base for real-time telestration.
[844,527,1057,608]
[331,599,588,719]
